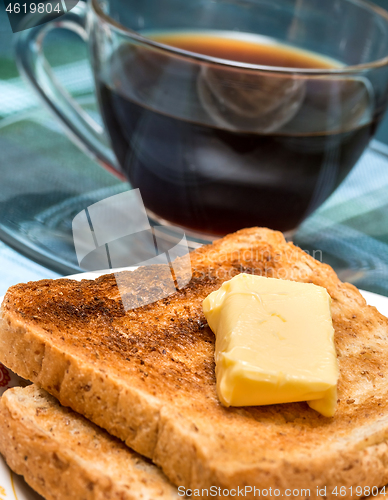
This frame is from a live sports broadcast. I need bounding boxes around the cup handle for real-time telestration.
[15,3,123,180]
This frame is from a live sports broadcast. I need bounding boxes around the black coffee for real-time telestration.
[96,32,377,235]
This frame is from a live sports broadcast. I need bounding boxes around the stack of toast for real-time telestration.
[1,227,388,499]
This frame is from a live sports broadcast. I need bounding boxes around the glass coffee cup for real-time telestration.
[16,0,388,241]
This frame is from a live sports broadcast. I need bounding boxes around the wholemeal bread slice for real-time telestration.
[1,227,388,498]
[0,384,178,500]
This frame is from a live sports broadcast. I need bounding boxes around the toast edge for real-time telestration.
[0,385,179,500]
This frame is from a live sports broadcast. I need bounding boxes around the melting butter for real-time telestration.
[203,273,339,417]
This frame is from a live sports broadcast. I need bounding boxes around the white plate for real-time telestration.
[0,270,388,499]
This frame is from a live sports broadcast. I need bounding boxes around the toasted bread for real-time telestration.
[0,385,178,500]
[1,227,388,498]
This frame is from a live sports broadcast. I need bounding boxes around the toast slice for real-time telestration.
[1,227,388,498]
[0,385,178,500]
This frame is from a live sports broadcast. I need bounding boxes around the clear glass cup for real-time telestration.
[15,0,388,242]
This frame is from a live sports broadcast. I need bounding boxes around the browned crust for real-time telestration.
[0,385,178,500]
[1,227,388,498]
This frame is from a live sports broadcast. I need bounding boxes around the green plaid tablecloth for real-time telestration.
[0,8,388,296]
[295,141,388,297]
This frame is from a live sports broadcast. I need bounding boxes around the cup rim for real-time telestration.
[90,0,388,75]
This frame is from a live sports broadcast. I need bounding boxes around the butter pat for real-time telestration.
[203,274,339,417]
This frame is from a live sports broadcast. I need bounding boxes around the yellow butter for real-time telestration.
[202,273,339,417]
